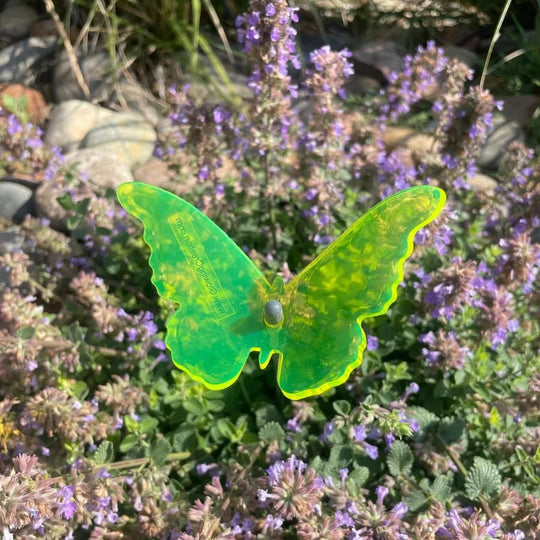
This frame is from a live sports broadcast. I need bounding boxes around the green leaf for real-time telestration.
[488,406,501,428]
[2,93,29,122]
[465,458,502,500]
[346,466,369,493]
[387,440,414,476]
[430,475,452,501]
[16,326,35,339]
[150,438,172,467]
[333,400,351,416]
[328,445,353,470]
[183,398,205,415]
[438,417,466,444]
[405,490,428,512]
[216,418,236,440]
[206,399,225,412]
[139,415,159,434]
[255,404,283,428]
[259,421,286,441]
[173,428,199,452]
[119,434,139,453]
[93,441,114,465]
[409,409,438,442]
[71,381,89,401]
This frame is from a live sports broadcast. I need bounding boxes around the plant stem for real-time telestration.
[264,152,278,253]
[103,451,190,470]
[479,0,513,89]
[49,451,190,484]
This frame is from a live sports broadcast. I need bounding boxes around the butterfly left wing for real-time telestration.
[274,186,446,399]
[117,182,272,389]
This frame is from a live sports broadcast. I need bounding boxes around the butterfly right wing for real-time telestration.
[275,186,446,399]
[117,182,272,390]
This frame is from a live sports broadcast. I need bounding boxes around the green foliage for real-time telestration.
[93,441,115,465]
[150,438,172,466]
[387,440,414,476]
[1,94,29,123]
[465,457,503,500]
[259,422,286,441]
[69,0,237,95]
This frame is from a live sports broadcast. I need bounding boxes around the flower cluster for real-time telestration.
[0,107,64,181]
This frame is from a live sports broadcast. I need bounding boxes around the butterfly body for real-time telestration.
[117,182,445,399]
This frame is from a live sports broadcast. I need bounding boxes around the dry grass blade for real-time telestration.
[479,0,513,89]
[43,0,91,99]
[202,0,235,63]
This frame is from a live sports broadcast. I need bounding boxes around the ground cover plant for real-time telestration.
[0,0,539,538]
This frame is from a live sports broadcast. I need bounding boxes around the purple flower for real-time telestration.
[364,443,379,460]
[263,514,283,532]
[367,334,379,351]
[335,509,354,527]
[7,114,22,135]
[375,485,389,505]
[353,424,366,442]
[265,3,276,17]
[392,501,408,518]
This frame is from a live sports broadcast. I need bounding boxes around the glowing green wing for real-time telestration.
[117,182,272,389]
[273,186,446,399]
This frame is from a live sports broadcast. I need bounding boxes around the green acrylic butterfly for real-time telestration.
[117,182,445,400]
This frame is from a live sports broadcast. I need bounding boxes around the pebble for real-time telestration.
[0,180,35,223]
[64,149,133,190]
[443,45,479,68]
[477,115,524,169]
[0,84,47,124]
[110,80,161,126]
[0,36,56,85]
[81,112,157,170]
[53,49,113,102]
[45,100,114,152]
[499,95,540,127]
[133,157,172,188]
[0,1,39,40]
[0,225,24,289]
[468,173,497,194]
[382,126,437,157]
[0,225,23,252]
[354,40,403,76]
[34,179,67,230]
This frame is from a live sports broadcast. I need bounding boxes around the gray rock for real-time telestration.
[0,1,38,39]
[45,100,114,152]
[34,179,68,230]
[0,225,24,289]
[0,36,56,85]
[64,149,133,190]
[0,225,24,252]
[353,40,403,77]
[468,173,497,194]
[53,49,113,102]
[111,80,161,126]
[477,115,524,169]
[0,181,35,222]
[499,95,540,127]
[443,45,479,68]
[349,40,403,92]
[81,112,157,169]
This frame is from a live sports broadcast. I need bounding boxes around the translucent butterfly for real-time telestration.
[117,182,445,399]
